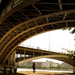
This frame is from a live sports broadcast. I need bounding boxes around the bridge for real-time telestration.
[16,46,60,62]
[4,45,75,67]
[15,46,75,67]
[0,0,75,73]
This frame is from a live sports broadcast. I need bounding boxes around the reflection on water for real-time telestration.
[17,68,73,73]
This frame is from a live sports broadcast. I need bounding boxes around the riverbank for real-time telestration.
[0,68,74,75]
[18,71,75,75]
[17,68,73,73]
[0,72,75,75]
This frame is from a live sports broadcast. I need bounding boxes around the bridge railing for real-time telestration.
[19,44,48,51]
[18,44,69,54]
[18,44,64,53]
[0,0,24,19]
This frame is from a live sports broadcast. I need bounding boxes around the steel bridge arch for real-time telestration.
[0,0,75,66]
[17,55,75,67]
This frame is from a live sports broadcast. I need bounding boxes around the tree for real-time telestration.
[63,28,75,34]
[61,48,75,59]
[62,27,75,59]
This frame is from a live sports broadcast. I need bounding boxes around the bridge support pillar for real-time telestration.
[33,52,34,57]
[24,50,25,59]
[7,50,16,73]
[41,53,43,56]
[20,52,21,60]
[73,68,75,73]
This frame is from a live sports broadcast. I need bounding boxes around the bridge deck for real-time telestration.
[16,46,60,55]
[16,46,60,62]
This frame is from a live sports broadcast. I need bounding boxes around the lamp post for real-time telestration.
[74,36,75,41]
[73,36,75,57]
[49,33,50,51]
[68,39,70,53]
[30,38,31,48]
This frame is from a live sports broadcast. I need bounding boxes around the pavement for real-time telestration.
[0,72,75,75]
[0,73,25,75]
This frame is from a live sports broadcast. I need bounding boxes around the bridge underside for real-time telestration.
[17,54,75,67]
[16,46,75,67]
[0,0,75,66]
[15,46,60,62]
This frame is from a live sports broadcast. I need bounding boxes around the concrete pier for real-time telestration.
[73,68,75,73]
[0,50,16,74]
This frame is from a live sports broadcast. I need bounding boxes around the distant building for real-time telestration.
[42,60,50,68]
[60,63,72,67]
[42,60,59,68]
[51,62,59,67]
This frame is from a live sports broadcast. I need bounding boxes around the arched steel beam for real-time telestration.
[1,9,75,64]
[16,55,75,67]
[16,55,68,65]
[0,0,40,24]
[1,19,75,57]
[48,57,75,67]
[0,9,75,43]
[2,24,75,64]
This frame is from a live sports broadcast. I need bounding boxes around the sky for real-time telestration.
[19,28,75,63]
